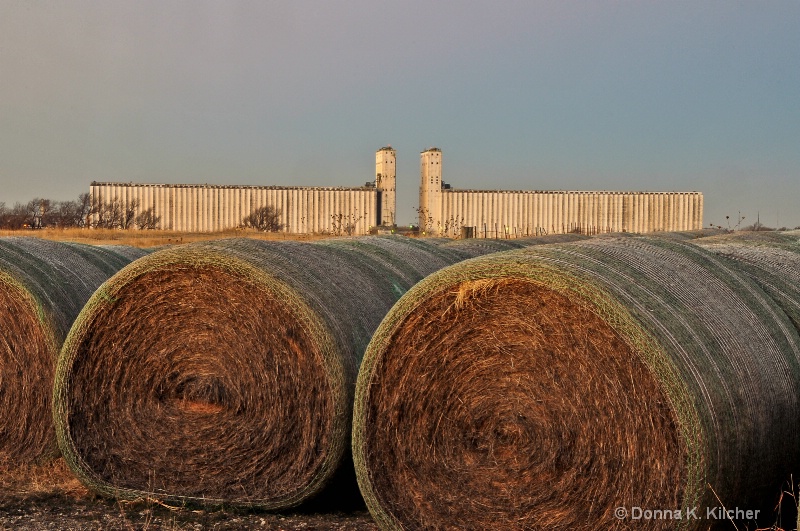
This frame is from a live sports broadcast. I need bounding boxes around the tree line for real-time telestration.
[0,194,160,230]
[0,194,285,232]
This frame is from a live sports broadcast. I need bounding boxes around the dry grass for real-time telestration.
[0,458,377,529]
[0,458,89,500]
[0,228,334,248]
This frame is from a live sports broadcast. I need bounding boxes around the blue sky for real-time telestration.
[1,1,798,227]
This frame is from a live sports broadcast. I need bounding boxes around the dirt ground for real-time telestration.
[0,460,379,530]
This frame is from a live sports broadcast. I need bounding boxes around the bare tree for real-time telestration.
[415,207,434,234]
[76,193,92,228]
[242,205,284,232]
[121,198,140,229]
[0,203,29,229]
[330,210,364,236]
[440,215,464,237]
[91,196,126,229]
[55,200,80,228]
[24,198,56,229]
[135,206,161,230]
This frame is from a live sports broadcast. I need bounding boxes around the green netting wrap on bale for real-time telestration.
[695,232,800,336]
[0,237,148,464]
[53,236,494,510]
[437,234,589,259]
[353,236,800,530]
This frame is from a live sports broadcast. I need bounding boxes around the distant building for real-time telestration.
[418,149,703,236]
[89,182,384,234]
[89,147,398,234]
[89,146,704,235]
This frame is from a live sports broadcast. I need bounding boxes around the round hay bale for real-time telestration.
[440,234,589,259]
[0,237,147,464]
[53,236,479,509]
[353,236,800,530]
[695,232,800,335]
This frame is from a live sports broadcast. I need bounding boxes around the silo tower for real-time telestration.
[419,147,442,231]
[375,146,396,226]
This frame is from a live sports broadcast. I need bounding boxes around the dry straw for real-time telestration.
[54,236,519,509]
[353,235,800,530]
[0,237,147,464]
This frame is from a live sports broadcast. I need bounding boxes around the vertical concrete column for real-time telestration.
[150,186,157,228]
[624,193,630,233]
[520,193,528,235]
[231,188,237,230]
[195,187,202,232]
[698,194,704,229]
[204,188,210,232]
[199,188,205,232]
[638,194,645,233]
[144,185,155,228]
[583,193,590,234]
[598,193,606,233]
[193,187,200,232]
[500,193,506,236]
[160,187,168,231]
[294,189,302,234]
[471,193,477,232]
[219,187,225,230]
[667,193,674,231]
[323,189,330,234]
[171,187,177,231]
[653,193,660,232]
[308,190,316,233]
[639,194,645,233]
[219,188,225,230]
[642,193,649,233]
[685,193,692,231]
[209,188,216,232]
[171,184,179,231]
[572,192,579,233]
[583,192,597,234]
[311,190,317,234]
[210,187,217,232]
[649,193,656,232]
[184,187,191,232]
[152,187,159,230]
[349,190,355,234]
[216,188,223,232]
[463,192,470,229]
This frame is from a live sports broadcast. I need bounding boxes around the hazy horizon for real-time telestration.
[2,1,798,228]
